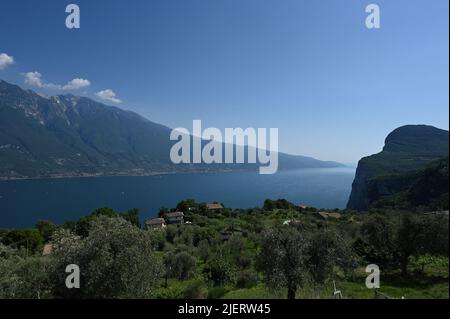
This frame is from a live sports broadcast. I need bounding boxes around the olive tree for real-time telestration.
[48,216,163,298]
[395,213,449,276]
[0,244,51,299]
[306,227,355,284]
[164,251,197,280]
[258,226,309,299]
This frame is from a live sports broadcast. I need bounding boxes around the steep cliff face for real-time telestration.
[347,161,372,212]
[347,125,449,211]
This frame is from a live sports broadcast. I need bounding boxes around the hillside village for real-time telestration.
[143,202,345,231]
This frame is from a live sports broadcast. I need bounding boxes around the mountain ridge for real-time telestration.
[0,79,343,179]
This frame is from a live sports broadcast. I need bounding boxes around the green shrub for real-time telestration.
[183,279,208,299]
[236,270,258,289]
[207,286,227,299]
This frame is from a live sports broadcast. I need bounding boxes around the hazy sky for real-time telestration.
[0,0,448,163]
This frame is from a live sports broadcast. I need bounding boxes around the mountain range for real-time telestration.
[347,125,449,211]
[0,79,343,179]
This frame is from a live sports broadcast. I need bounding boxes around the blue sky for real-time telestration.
[0,0,448,163]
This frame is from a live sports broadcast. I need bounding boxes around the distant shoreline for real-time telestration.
[0,171,171,181]
[0,166,353,182]
[0,168,252,181]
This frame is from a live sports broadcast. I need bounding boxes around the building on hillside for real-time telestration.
[295,204,307,211]
[145,217,166,229]
[165,211,185,224]
[42,243,53,256]
[43,236,81,256]
[207,203,224,210]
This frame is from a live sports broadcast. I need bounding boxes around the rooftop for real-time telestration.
[165,211,184,218]
[207,203,224,210]
[145,218,166,225]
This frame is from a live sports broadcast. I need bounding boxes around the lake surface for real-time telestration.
[0,167,356,228]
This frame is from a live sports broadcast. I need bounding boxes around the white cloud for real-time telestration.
[62,78,91,90]
[0,53,14,70]
[24,71,45,87]
[96,89,122,104]
[23,71,90,91]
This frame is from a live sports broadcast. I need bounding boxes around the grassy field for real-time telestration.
[339,259,449,299]
[151,256,448,299]
[221,257,449,299]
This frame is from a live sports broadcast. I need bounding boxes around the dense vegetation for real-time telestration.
[1,199,448,299]
[368,158,449,211]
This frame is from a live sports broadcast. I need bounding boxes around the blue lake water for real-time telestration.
[0,167,356,228]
